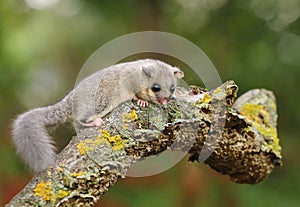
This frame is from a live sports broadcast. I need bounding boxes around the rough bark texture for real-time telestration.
[6,80,282,207]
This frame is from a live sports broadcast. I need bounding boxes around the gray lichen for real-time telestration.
[6,80,282,207]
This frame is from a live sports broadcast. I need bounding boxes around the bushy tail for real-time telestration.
[11,94,72,173]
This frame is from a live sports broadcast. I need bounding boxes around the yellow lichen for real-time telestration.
[270,101,276,110]
[34,181,55,202]
[71,171,84,177]
[101,129,111,138]
[213,87,222,95]
[77,139,96,155]
[101,130,126,150]
[240,103,264,123]
[240,103,281,155]
[240,103,272,127]
[57,189,70,199]
[57,167,63,173]
[201,93,211,103]
[63,175,70,186]
[34,180,71,202]
[101,129,110,138]
[243,126,251,133]
[77,129,126,154]
[155,117,162,122]
[253,122,281,153]
[77,142,89,155]
[109,135,126,150]
[122,109,138,122]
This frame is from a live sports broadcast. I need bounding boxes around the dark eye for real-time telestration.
[151,84,161,92]
[170,85,175,94]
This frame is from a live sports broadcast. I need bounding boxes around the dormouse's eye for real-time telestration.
[170,85,175,94]
[151,84,161,92]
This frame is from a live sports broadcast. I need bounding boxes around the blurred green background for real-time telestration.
[1,0,300,206]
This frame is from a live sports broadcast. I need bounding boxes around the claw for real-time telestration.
[137,99,149,107]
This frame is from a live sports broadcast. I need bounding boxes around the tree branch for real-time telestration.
[6,80,282,207]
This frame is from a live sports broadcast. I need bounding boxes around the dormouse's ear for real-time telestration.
[142,64,155,78]
[173,67,184,79]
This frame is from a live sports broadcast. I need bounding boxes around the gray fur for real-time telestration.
[11,59,184,172]
[12,93,72,172]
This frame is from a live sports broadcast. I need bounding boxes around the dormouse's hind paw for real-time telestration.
[90,117,105,127]
[137,99,149,107]
[80,117,105,127]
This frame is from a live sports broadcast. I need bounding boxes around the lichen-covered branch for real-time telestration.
[6,80,282,207]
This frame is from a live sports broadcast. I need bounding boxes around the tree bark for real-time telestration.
[6,80,282,207]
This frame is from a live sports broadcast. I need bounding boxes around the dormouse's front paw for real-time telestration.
[137,99,149,107]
